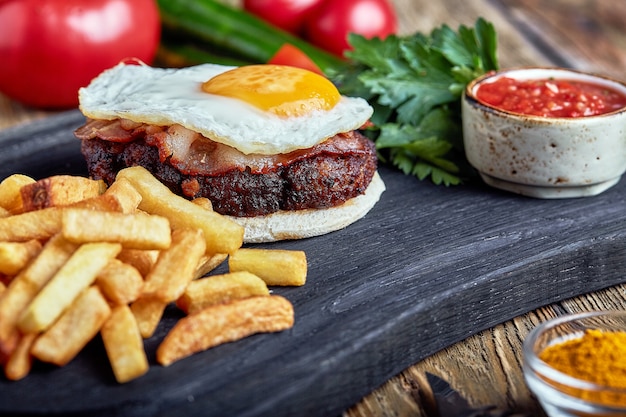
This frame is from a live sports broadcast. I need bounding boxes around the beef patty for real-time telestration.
[78,121,378,217]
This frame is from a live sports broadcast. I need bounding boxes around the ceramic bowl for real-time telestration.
[523,311,626,416]
[462,67,626,198]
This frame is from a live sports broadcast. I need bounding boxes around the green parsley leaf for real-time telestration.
[329,18,499,185]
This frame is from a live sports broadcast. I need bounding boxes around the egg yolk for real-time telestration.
[201,65,340,117]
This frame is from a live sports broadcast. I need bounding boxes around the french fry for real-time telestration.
[96,259,144,305]
[117,248,158,278]
[0,174,35,214]
[62,208,171,250]
[229,248,307,286]
[101,305,149,383]
[0,275,12,287]
[68,193,124,212]
[0,182,123,241]
[116,166,244,254]
[142,228,206,303]
[130,296,167,339]
[0,169,308,383]
[191,197,213,211]
[176,271,270,314]
[103,177,142,213]
[0,207,63,242]
[18,242,121,334]
[0,331,18,364]
[20,175,104,212]
[4,332,37,381]
[0,234,78,351]
[157,295,294,366]
[0,240,42,276]
[31,286,111,366]
[194,253,228,279]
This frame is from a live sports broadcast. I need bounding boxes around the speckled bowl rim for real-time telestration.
[465,66,626,121]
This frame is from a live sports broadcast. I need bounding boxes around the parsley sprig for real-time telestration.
[329,18,499,185]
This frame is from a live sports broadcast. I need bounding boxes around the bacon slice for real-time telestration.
[76,119,372,177]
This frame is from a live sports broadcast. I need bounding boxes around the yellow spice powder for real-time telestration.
[540,329,626,389]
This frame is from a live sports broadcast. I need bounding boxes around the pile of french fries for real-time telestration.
[0,166,307,383]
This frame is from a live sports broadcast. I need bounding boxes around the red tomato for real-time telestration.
[0,0,160,109]
[268,43,324,75]
[243,0,324,35]
[305,0,397,57]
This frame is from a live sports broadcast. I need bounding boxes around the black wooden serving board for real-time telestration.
[0,111,624,417]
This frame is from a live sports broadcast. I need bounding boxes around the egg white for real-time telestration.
[78,62,373,155]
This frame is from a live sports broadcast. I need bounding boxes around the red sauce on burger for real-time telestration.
[475,76,626,118]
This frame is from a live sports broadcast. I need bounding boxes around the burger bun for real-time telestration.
[229,171,385,243]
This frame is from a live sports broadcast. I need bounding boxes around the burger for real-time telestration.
[74,62,385,243]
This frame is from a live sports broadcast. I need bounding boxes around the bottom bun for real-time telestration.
[228,171,386,243]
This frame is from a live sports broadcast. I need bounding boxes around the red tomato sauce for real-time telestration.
[475,76,626,117]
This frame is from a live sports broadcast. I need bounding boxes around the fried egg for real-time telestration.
[78,62,373,155]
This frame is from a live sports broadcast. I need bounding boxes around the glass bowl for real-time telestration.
[523,310,626,416]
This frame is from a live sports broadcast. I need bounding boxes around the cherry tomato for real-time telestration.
[305,0,397,57]
[243,0,324,35]
[267,43,324,75]
[0,0,160,109]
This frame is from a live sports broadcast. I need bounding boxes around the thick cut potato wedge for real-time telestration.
[20,175,104,212]
[4,332,37,381]
[194,253,228,279]
[0,174,36,214]
[176,271,270,314]
[229,248,307,286]
[130,296,167,339]
[103,177,142,213]
[101,305,149,383]
[62,208,171,250]
[116,166,244,255]
[0,234,78,350]
[0,207,63,242]
[18,242,121,333]
[0,194,131,243]
[0,240,42,276]
[96,259,144,305]
[191,197,213,211]
[142,228,206,303]
[31,286,111,366]
[157,295,294,366]
[116,249,158,278]
[69,193,124,212]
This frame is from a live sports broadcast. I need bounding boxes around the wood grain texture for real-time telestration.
[393,0,550,67]
[491,0,626,79]
[0,97,52,130]
[346,0,626,416]
[0,0,625,416]
[0,113,624,417]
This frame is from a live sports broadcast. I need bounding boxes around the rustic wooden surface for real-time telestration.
[346,1,626,416]
[0,0,624,416]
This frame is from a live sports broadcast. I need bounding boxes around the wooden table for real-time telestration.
[0,1,624,416]
[346,1,626,416]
